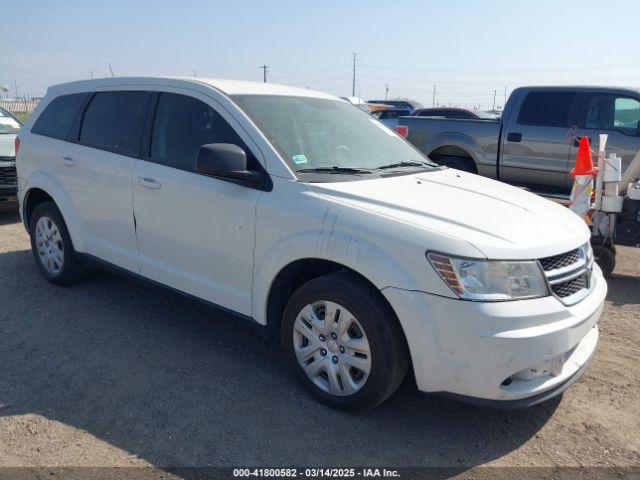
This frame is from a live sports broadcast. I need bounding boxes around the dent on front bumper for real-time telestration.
[382,266,607,408]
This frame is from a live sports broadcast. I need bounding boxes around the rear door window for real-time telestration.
[149,92,255,172]
[79,91,149,156]
[517,92,576,127]
[32,93,87,140]
[580,94,640,136]
[614,97,640,135]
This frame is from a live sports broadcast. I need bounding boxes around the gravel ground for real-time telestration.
[0,206,638,478]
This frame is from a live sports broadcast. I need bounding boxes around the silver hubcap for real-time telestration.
[293,301,371,396]
[35,216,64,275]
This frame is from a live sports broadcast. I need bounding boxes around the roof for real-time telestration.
[512,85,640,96]
[46,76,339,100]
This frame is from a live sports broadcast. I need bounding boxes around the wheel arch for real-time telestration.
[423,133,483,167]
[264,257,402,336]
[22,173,86,251]
[253,227,421,328]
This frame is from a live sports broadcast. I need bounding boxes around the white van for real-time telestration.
[16,77,606,411]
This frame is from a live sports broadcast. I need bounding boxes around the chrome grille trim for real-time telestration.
[538,245,593,306]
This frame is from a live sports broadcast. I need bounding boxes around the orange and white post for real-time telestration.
[569,136,597,223]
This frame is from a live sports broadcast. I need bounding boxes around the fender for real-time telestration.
[251,229,422,326]
[22,171,87,252]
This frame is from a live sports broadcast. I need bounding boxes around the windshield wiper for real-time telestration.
[376,160,434,170]
[296,166,373,174]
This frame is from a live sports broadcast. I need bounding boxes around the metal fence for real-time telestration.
[0,98,41,117]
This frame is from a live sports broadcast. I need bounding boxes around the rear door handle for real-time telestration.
[506,132,522,143]
[137,177,161,189]
[61,156,76,166]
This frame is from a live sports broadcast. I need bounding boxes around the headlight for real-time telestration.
[427,253,549,301]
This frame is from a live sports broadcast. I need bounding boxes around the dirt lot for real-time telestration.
[0,206,638,478]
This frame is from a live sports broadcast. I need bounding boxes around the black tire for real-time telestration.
[281,271,409,411]
[593,244,616,278]
[435,156,477,173]
[29,201,86,285]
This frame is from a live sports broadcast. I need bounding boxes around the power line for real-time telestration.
[260,64,269,83]
[359,62,640,75]
[357,73,509,86]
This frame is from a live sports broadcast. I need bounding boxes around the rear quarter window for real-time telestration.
[31,93,87,140]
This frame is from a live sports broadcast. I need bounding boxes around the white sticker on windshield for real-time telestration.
[369,117,399,137]
[292,154,308,164]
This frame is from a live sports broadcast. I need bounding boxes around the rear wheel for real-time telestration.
[29,201,86,285]
[432,155,477,173]
[282,271,409,411]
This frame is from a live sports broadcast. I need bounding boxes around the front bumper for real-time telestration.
[382,265,607,406]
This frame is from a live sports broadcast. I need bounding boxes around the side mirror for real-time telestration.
[195,143,261,186]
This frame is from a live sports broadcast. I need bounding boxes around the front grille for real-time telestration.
[0,165,17,186]
[539,245,592,305]
[539,248,581,271]
[552,274,587,298]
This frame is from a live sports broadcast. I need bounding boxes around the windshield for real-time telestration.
[0,108,22,134]
[232,95,437,175]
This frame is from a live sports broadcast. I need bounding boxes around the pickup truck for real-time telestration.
[397,86,640,193]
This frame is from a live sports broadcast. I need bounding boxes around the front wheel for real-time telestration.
[592,243,615,277]
[281,272,409,411]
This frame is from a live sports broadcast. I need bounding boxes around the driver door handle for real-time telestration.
[137,177,162,189]
[506,132,522,143]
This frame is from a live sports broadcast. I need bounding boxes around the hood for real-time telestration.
[0,134,16,157]
[308,168,590,260]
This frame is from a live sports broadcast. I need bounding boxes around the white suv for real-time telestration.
[16,77,606,411]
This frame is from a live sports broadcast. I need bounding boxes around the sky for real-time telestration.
[2,0,640,109]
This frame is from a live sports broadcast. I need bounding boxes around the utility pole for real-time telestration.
[260,64,269,83]
[14,80,18,99]
[193,70,197,78]
[108,64,115,77]
[432,84,436,108]
[352,53,357,97]
[89,71,94,79]
[492,90,497,111]
[384,83,389,100]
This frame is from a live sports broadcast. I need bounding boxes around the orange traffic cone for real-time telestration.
[570,136,597,177]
